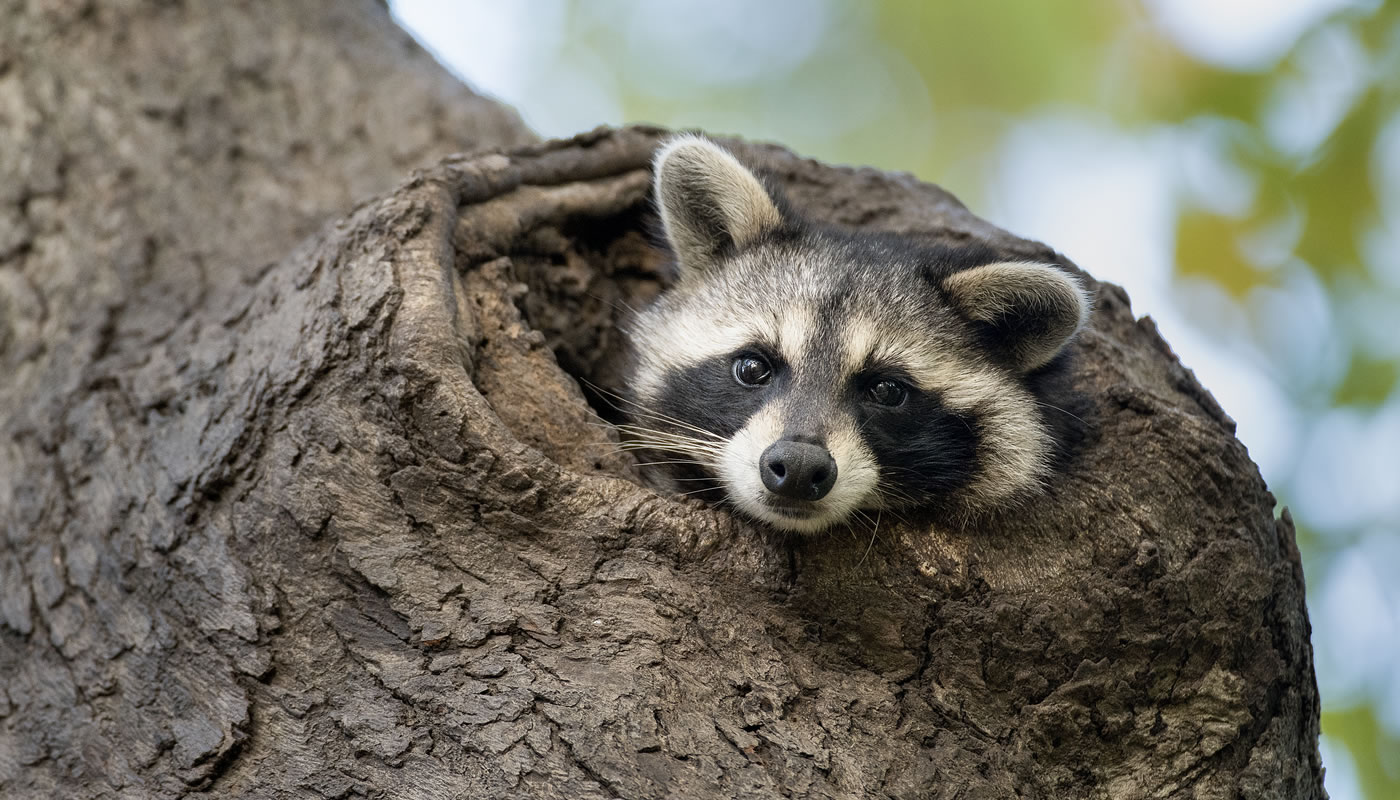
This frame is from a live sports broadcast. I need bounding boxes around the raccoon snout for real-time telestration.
[759,441,839,501]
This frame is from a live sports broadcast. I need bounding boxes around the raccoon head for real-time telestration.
[624,135,1092,533]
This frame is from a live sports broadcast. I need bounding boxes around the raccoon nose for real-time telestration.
[760,440,838,501]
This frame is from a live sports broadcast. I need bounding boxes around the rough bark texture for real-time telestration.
[0,2,1322,799]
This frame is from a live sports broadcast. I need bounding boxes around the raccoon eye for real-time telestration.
[732,355,772,387]
[866,379,907,407]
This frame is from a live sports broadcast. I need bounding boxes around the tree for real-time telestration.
[0,2,1322,797]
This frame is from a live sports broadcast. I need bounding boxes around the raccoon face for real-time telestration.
[624,136,1091,533]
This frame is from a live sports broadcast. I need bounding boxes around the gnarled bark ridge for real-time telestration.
[1,3,1320,798]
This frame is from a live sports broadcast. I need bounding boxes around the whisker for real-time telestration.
[873,483,920,511]
[608,434,723,447]
[1035,400,1087,425]
[882,505,913,527]
[610,441,725,457]
[848,509,877,538]
[674,485,724,497]
[577,379,725,442]
[578,439,722,454]
[615,411,725,443]
[857,510,882,568]
[585,290,641,318]
[607,426,727,449]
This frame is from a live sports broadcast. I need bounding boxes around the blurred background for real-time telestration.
[390,1,1400,796]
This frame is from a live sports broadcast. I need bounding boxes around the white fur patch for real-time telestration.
[775,303,814,367]
[839,317,880,379]
[823,417,881,521]
[717,397,881,533]
[630,303,753,404]
[717,401,783,524]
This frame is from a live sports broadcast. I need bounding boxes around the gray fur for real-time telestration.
[626,136,1091,532]
[941,262,1092,371]
[653,135,783,280]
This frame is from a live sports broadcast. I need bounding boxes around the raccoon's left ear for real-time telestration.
[653,135,783,278]
[941,262,1092,371]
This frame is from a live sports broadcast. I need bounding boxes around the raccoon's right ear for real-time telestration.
[653,136,783,277]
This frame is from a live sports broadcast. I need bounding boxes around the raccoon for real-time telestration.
[621,135,1092,533]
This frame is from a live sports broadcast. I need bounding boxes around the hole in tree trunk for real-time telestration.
[454,191,677,484]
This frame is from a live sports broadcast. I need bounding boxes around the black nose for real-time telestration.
[759,440,838,501]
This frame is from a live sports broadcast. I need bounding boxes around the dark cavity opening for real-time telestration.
[455,193,676,482]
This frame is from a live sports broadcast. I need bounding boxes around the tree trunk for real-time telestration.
[0,2,1322,798]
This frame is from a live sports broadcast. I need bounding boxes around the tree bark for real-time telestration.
[0,2,1322,798]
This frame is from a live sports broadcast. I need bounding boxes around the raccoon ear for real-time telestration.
[941,262,1092,371]
[653,136,783,277]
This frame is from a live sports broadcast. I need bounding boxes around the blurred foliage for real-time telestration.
[397,1,1400,796]
[1175,209,1272,296]
[1335,353,1399,406]
[1325,705,1400,799]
